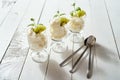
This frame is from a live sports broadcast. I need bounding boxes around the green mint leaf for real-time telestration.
[30,18,34,21]
[75,7,81,11]
[60,13,65,16]
[57,11,60,14]
[70,11,74,16]
[60,17,69,26]
[34,24,46,33]
[54,14,58,17]
[28,24,35,27]
[38,23,43,25]
[72,3,75,6]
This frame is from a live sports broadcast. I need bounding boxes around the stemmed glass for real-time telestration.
[67,3,86,43]
[68,17,84,43]
[27,18,48,63]
[50,12,69,53]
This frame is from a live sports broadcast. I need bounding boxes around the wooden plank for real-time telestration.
[0,0,29,80]
[104,0,120,58]
[82,0,120,79]
[20,0,70,80]
[55,0,98,79]
[40,0,74,80]
[0,0,30,62]
[20,0,73,80]
[0,0,46,79]
[59,0,120,79]
[20,0,120,79]
[0,0,17,26]
[65,0,95,80]
[55,0,92,79]
[18,0,48,80]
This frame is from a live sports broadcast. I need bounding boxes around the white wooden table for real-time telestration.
[0,0,120,80]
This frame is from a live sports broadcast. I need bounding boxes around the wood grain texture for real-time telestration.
[86,0,120,79]
[0,0,31,79]
[104,0,120,58]
[0,0,120,80]
[0,0,17,26]
[71,0,94,79]
[0,1,44,80]
[20,0,74,80]
[0,0,30,62]
[19,0,48,80]
[40,0,73,80]
[0,0,46,80]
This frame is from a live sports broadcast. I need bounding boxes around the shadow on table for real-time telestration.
[60,43,120,78]
[68,47,106,79]
[39,59,71,80]
[60,47,88,78]
[95,43,119,64]
[38,43,120,79]
[60,48,73,62]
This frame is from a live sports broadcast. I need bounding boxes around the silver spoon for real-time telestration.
[59,37,88,67]
[86,36,96,79]
[70,46,88,73]
[70,35,96,73]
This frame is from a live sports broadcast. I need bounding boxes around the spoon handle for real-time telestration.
[70,46,88,73]
[60,45,84,67]
[87,47,94,79]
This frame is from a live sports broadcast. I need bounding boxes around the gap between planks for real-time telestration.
[0,0,31,63]
[104,0,120,60]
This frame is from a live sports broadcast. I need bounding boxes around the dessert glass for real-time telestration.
[27,28,48,63]
[68,17,84,43]
[50,17,67,53]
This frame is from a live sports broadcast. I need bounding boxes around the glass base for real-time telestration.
[52,42,67,53]
[31,50,48,63]
[69,33,84,43]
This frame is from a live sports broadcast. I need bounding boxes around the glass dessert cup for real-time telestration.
[68,17,84,43]
[30,49,48,63]
[69,30,84,43]
[50,17,68,53]
[51,37,67,53]
[27,28,48,63]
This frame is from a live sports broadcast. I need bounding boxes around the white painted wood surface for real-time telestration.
[0,0,30,62]
[87,0,120,80]
[0,0,120,80]
[0,0,46,80]
[104,0,120,58]
[0,0,17,26]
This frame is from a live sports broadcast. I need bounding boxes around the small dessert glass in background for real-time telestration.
[27,18,48,63]
[50,12,69,53]
[67,3,86,43]
[68,17,84,43]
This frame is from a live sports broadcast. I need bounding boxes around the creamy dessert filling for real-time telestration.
[50,17,68,40]
[68,17,84,33]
